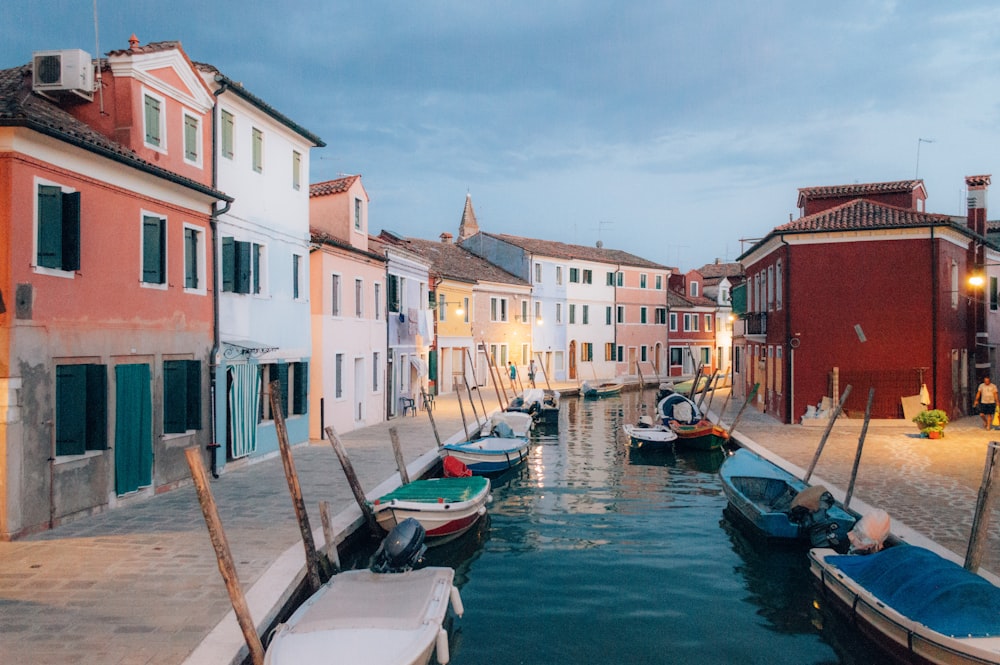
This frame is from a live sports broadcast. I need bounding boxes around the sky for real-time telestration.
[3,1,1000,271]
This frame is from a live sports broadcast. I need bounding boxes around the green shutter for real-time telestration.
[62,191,81,271]
[222,237,235,292]
[55,365,87,455]
[277,363,289,418]
[85,364,108,450]
[292,361,308,415]
[221,110,234,158]
[142,216,164,283]
[184,115,198,160]
[37,185,62,268]
[163,360,187,434]
[185,228,198,289]
[252,243,261,294]
[144,96,160,145]
[235,241,251,294]
[186,360,202,429]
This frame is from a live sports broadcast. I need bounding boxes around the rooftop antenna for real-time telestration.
[597,220,613,246]
[915,137,934,179]
[93,0,106,114]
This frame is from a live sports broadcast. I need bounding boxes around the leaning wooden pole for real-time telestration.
[965,441,1000,572]
[481,342,506,410]
[184,447,265,665]
[318,500,341,570]
[535,351,553,391]
[703,373,722,414]
[269,382,322,592]
[420,389,443,447]
[689,364,703,399]
[803,384,853,484]
[465,347,489,416]
[712,382,734,426]
[389,427,411,485]
[462,373,482,429]
[844,387,875,510]
[697,370,718,409]
[725,382,760,439]
[454,381,471,440]
[324,425,381,535]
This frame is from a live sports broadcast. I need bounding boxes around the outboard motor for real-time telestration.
[370,518,427,573]
[788,486,847,550]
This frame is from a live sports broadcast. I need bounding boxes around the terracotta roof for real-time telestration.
[310,175,359,197]
[310,228,385,262]
[0,64,231,202]
[404,237,530,287]
[796,179,924,205]
[666,289,714,309]
[775,199,954,233]
[479,232,671,270]
[696,261,744,280]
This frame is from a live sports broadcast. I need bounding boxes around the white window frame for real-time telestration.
[33,177,78,278]
[182,110,201,167]
[182,222,207,295]
[331,273,342,317]
[139,209,168,290]
[143,89,167,153]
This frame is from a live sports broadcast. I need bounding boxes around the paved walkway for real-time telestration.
[2,383,999,664]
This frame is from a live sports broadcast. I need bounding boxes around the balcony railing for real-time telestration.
[744,312,767,336]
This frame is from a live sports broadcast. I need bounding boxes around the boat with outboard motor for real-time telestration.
[371,476,491,543]
[656,392,728,450]
[581,380,624,398]
[506,388,560,428]
[622,415,678,451]
[442,412,532,475]
[264,518,465,665]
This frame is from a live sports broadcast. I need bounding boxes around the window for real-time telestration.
[354,198,362,230]
[641,346,648,362]
[331,274,342,316]
[439,293,447,322]
[669,312,678,331]
[616,306,624,324]
[290,362,308,415]
[252,127,263,173]
[655,275,663,290]
[373,352,380,391]
[569,304,576,324]
[582,305,589,324]
[490,297,508,322]
[335,354,344,399]
[991,277,998,311]
[555,303,563,324]
[670,348,683,366]
[690,281,700,298]
[292,151,301,190]
[705,314,712,331]
[582,269,592,284]
[221,237,252,294]
[143,93,163,148]
[580,343,593,361]
[521,344,530,364]
[36,183,80,271]
[252,243,264,294]
[375,283,382,319]
[355,279,364,317]
[605,342,615,361]
[387,275,400,312]
[640,306,647,324]
[701,348,711,365]
[292,254,302,299]
[534,301,542,323]
[684,313,700,332]
[640,274,647,288]
[767,265,774,310]
[55,363,107,455]
[141,214,166,285]
[606,271,615,286]
[569,267,579,283]
[535,263,542,283]
[655,308,666,324]
[163,359,202,433]
[184,225,204,291]
[521,299,528,323]
[183,113,199,163]
[775,260,783,310]
[555,266,563,285]
[221,109,234,159]
[464,297,470,323]
[617,345,624,362]
[617,272,624,287]
[606,306,612,325]
[259,362,307,417]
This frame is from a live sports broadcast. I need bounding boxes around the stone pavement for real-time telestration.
[2,382,1000,664]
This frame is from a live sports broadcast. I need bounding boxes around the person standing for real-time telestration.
[974,376,999,430]
[528,359,537,388]
[509,362,518,389]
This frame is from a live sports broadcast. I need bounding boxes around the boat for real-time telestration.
[264,519,464,665]
[442,412,532,475]
[809,544,1000,665]
[581,380,623,398]
[719,448,855,547]
[622,415,678,451]
[507,388,560,427]
[371,476,491,543]
[656,392,728,450]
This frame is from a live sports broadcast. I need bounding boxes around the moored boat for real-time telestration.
[442,412,532,475]
[656,392,727,450]
[809,544,1000,665]
[720,448,855,547]
[581,380,623,398]
[371,476,491,543]
[507,388,560,428]
[622,415,678,451]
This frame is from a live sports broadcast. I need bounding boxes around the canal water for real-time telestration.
[422,392,893,664]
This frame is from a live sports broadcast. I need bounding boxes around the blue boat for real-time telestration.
[810,544,1000,664]
[442,412,532,475]
[719,448,855,547]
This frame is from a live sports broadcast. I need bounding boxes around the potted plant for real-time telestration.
[913,409,949,438]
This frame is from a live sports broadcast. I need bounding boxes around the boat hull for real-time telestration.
[810,546,1000,665]
[670,422,727,450]
[264,567,460,665]
[622,423,677,451]
[372,477,491,542]
[442,436,530,475]
[720,448,855,542]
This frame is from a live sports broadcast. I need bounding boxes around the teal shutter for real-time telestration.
[142,216,164,283]
[222,237,235,292]
[185,228,198,289]
[55,365,87,455]
[184,115,198,160]
[235,241,251,293]
[185,360,202,429]
[85,364,107,450]
[37,185,62,269]
[163,360,187,434]
[62,191,80,271]
[115,363,152,494]
[276,363,289,418]
[252,243,261,294]
[144,96,160,145]
[292,362,308,415]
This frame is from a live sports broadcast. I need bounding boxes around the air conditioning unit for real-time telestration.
[32,49,94,101]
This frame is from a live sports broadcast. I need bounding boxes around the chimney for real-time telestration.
[439,232,453,244]
[129,34,140,50]
[966,174,991,236]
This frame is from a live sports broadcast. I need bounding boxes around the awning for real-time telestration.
[223,338,279,359]
[410,356,428,377]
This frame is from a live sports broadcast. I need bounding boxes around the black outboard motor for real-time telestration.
[370,517,427,573]
[788,488,848,551]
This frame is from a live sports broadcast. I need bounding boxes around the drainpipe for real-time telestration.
[207,79,232,478]
[780,235,793,422]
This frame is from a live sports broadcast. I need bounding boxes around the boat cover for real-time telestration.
[828,545,1000,637]
[376,476,489,504]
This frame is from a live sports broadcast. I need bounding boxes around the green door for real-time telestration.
[115,363,152,494]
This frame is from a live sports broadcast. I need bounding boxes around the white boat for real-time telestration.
[265,519,464,665]
[371,476,491,542]
[810,544,1000,665]
[622,416,678,451]
[442,412,532,475]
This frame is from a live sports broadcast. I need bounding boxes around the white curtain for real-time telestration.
[229,363,260,459]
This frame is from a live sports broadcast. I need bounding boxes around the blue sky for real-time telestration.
[4,1,1000,270]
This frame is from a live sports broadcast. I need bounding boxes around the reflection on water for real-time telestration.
[421,392,890,664]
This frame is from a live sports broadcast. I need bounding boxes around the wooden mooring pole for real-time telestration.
[389,426,411,485]
[318,500,341,570]
[324,425,381,536]
[420,389,443,447]
[184,447,265,665]
[844,387,875,510]
[965,441,1000,572]
[270,381,322,592]
[803,384,853,484]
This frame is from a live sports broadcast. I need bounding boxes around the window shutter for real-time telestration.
[56,365,87,455]
[222,237,235,292]
[277,363,289,418]
[62,191,81,271]
[142,216,164,283]
[186,360,202,429]
[184,115,198,160]
[85,364,108,449]
[221,110,234,158]
[144,96,161,145]
[163,360,187,434]
[292,362,308,415]
[235,241,251,294]
[37,185,62,269]
[185,228,198,289]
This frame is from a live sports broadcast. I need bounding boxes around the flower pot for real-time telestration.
[928,430,942,439]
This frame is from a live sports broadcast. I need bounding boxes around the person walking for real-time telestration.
[528,360,537,388]
[509,362,518,389]
[974,376,999,430]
